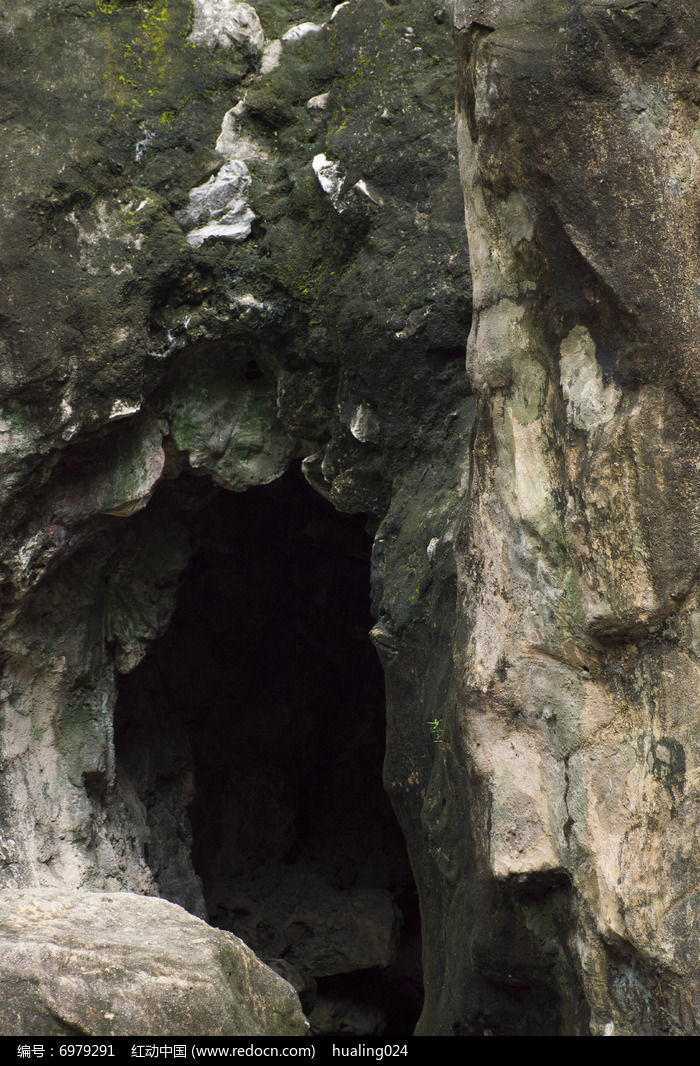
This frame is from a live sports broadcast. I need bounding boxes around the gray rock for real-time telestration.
[0,889,308,1036]
[3,0,697,1040]
[189,1,265,61]
[219,871,399,981]
[436,0,700,1037]
[176,161,256,246]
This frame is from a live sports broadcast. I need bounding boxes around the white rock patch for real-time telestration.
[331,2,353,20]
[306,92,329,111]
[349,404,380,443]
[312,154,345,209]
[176,160,255,247]
[427,537,440,561]
[109,399,142,421]
[560,325,620,432]
[353,178,383,205]
[189,0,264,61]
[312,154,383,214]
[215,106,267,161]
[260,39,282,73]
[282,22,324,41]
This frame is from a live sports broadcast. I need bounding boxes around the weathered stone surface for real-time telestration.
[425,0,700,1036]
[309,996,386,1037]
[0,0,468,912]
[176,160,257,246]
[220,876,399,980]
[0,889,308,1036]
[0,0,696,1040]
[169,355,295,489]
[189,1,265,61]
[0,0,466,1036]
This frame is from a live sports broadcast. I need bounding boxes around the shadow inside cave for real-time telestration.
[114,464,422,1035]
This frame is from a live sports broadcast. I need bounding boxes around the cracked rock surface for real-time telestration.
[0,889,307,1036]
[0,0,698,1038]
[0,0,466,1036]
[441,0,700,1036]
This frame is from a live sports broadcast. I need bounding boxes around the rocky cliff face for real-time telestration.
[0,0,467,1035]
[443,0,700,1036]
[0,0,697,1038]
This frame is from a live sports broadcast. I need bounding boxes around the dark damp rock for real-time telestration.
[10,0,698,1043]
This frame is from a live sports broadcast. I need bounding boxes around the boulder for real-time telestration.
[0,890,308,1037]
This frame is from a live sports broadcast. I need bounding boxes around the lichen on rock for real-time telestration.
[0,0,469,1037]
[0,0,697,1040]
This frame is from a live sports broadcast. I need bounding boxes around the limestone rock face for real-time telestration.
[0,889,308,1036]
[0,0,465,1037]
[0,0,698,1040]
[434,0,700,1036]
[0,0,468,904]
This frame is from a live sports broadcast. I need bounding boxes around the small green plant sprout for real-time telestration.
[428,718,445,745]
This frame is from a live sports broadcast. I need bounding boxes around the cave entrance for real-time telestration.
[114,464,422,1035]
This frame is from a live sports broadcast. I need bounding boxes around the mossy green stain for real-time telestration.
[92,0,218,129]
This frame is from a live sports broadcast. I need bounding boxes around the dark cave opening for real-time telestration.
[114,464,422,1035]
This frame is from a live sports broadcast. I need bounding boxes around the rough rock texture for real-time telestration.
[0,889,308,1036]
[114,470,421,1032]
[0,0,467,887]
[434,0,699,1036]
[0,0,465,1036]
[0,0,698,1040]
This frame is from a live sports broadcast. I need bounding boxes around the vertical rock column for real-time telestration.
[450,0,700,1035]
